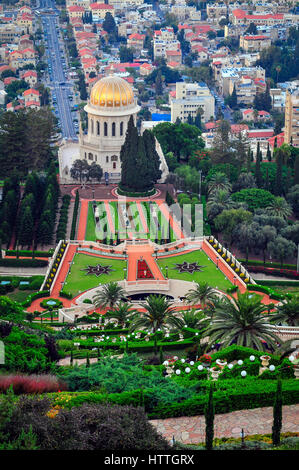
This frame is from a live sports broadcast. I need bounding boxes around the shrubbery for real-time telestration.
[1,396,170,450]
[0,375,66,394]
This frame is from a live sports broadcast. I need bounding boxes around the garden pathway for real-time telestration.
[156,201,185,240]
[150,405,299,444]
[127,244,164,281]
[77,199,89,241]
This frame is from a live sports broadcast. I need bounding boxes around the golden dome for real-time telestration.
[89,75,134,109]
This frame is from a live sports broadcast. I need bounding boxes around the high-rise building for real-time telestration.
[284,89,299,148]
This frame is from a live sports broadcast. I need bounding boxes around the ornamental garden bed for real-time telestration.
[62,253,126,298]
[84,201,176,243]
[157,250,232,291]
[137,259,154,279]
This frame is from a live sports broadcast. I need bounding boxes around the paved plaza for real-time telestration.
[150,405,299,444]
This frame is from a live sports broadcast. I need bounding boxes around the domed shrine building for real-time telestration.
[58,73,168,184]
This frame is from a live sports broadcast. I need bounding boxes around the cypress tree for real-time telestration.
[294,154,299,185]
[86,351,90,368]
[255,143,263,188]
[143,129,162,185]
[274,149,283,196]
[272,379,282,446]
[205,383,215,451]
[266,142,272,162]
[120,116,139,191]
[70,349,73,366]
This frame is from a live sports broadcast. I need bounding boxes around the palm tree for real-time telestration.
[205,291,280,350]
[207,189,234,212]
[92,282,127,310]
[185,282,218,307]
[207,172,232,195]
[105,301,138,328]
[271,296,299,327]
[266,197,292,219]
[178,308,209,331]
[130,295,183,333]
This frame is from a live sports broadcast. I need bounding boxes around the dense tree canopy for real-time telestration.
[0,109,58,178]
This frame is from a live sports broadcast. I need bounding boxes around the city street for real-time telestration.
[38,0,78,140]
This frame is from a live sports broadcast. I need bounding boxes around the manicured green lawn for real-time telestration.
[7,289,36,303]
[157,250,232,291]
[84,201,176,242]
[64,253,127,297]
[85,202,107,241]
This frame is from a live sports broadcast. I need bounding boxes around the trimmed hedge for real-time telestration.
[247,283,286,301]
[239,259,296,270]
[255,280,299,287]
[21,290,50,307]
[148,379,299,419]
[6,249,53,258]
[59,290,73,299]
[50,379,299,418]
[117,185,156,198]
[0,259,48,267]
[56,194,71,243]
[248,266,299,280]
[70,190,79,240]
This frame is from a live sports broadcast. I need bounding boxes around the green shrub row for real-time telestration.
[59,290,72,299]
[210,345,281,364]
[5,249,53,258]
[21,290,50,307]
[0,259,48,267]
[50,379,299,418]
[148,379,299,419]
[70,190,79,240]
[117,185,156,198]
[239,259,296,270]
[256,280,299,287]
[71,338,195,354]
[247,283,286,301]
[56,194,71,243]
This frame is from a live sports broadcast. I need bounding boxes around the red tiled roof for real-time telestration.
[243,35,269,40]
[68,5,85,11]
[231,124,249,133]
[23,88,39,96]
[4,77,17,85]
[22,70,37,78]
[25,100,40,107]
[128,33,145,40]
[90,3,113,9]
[268,132,284,148]
[247,130,274,138]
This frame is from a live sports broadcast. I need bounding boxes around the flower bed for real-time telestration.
[44,242,68,291]
[137,259,154,279]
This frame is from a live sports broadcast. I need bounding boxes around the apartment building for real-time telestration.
[284,88,299,147]
[239,34,271,52]
[170,81,215,123]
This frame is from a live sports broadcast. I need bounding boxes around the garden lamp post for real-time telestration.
[123,267,126,280]
[165,265,168,278]
[216,256,219,269]
[233,276,236,285]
